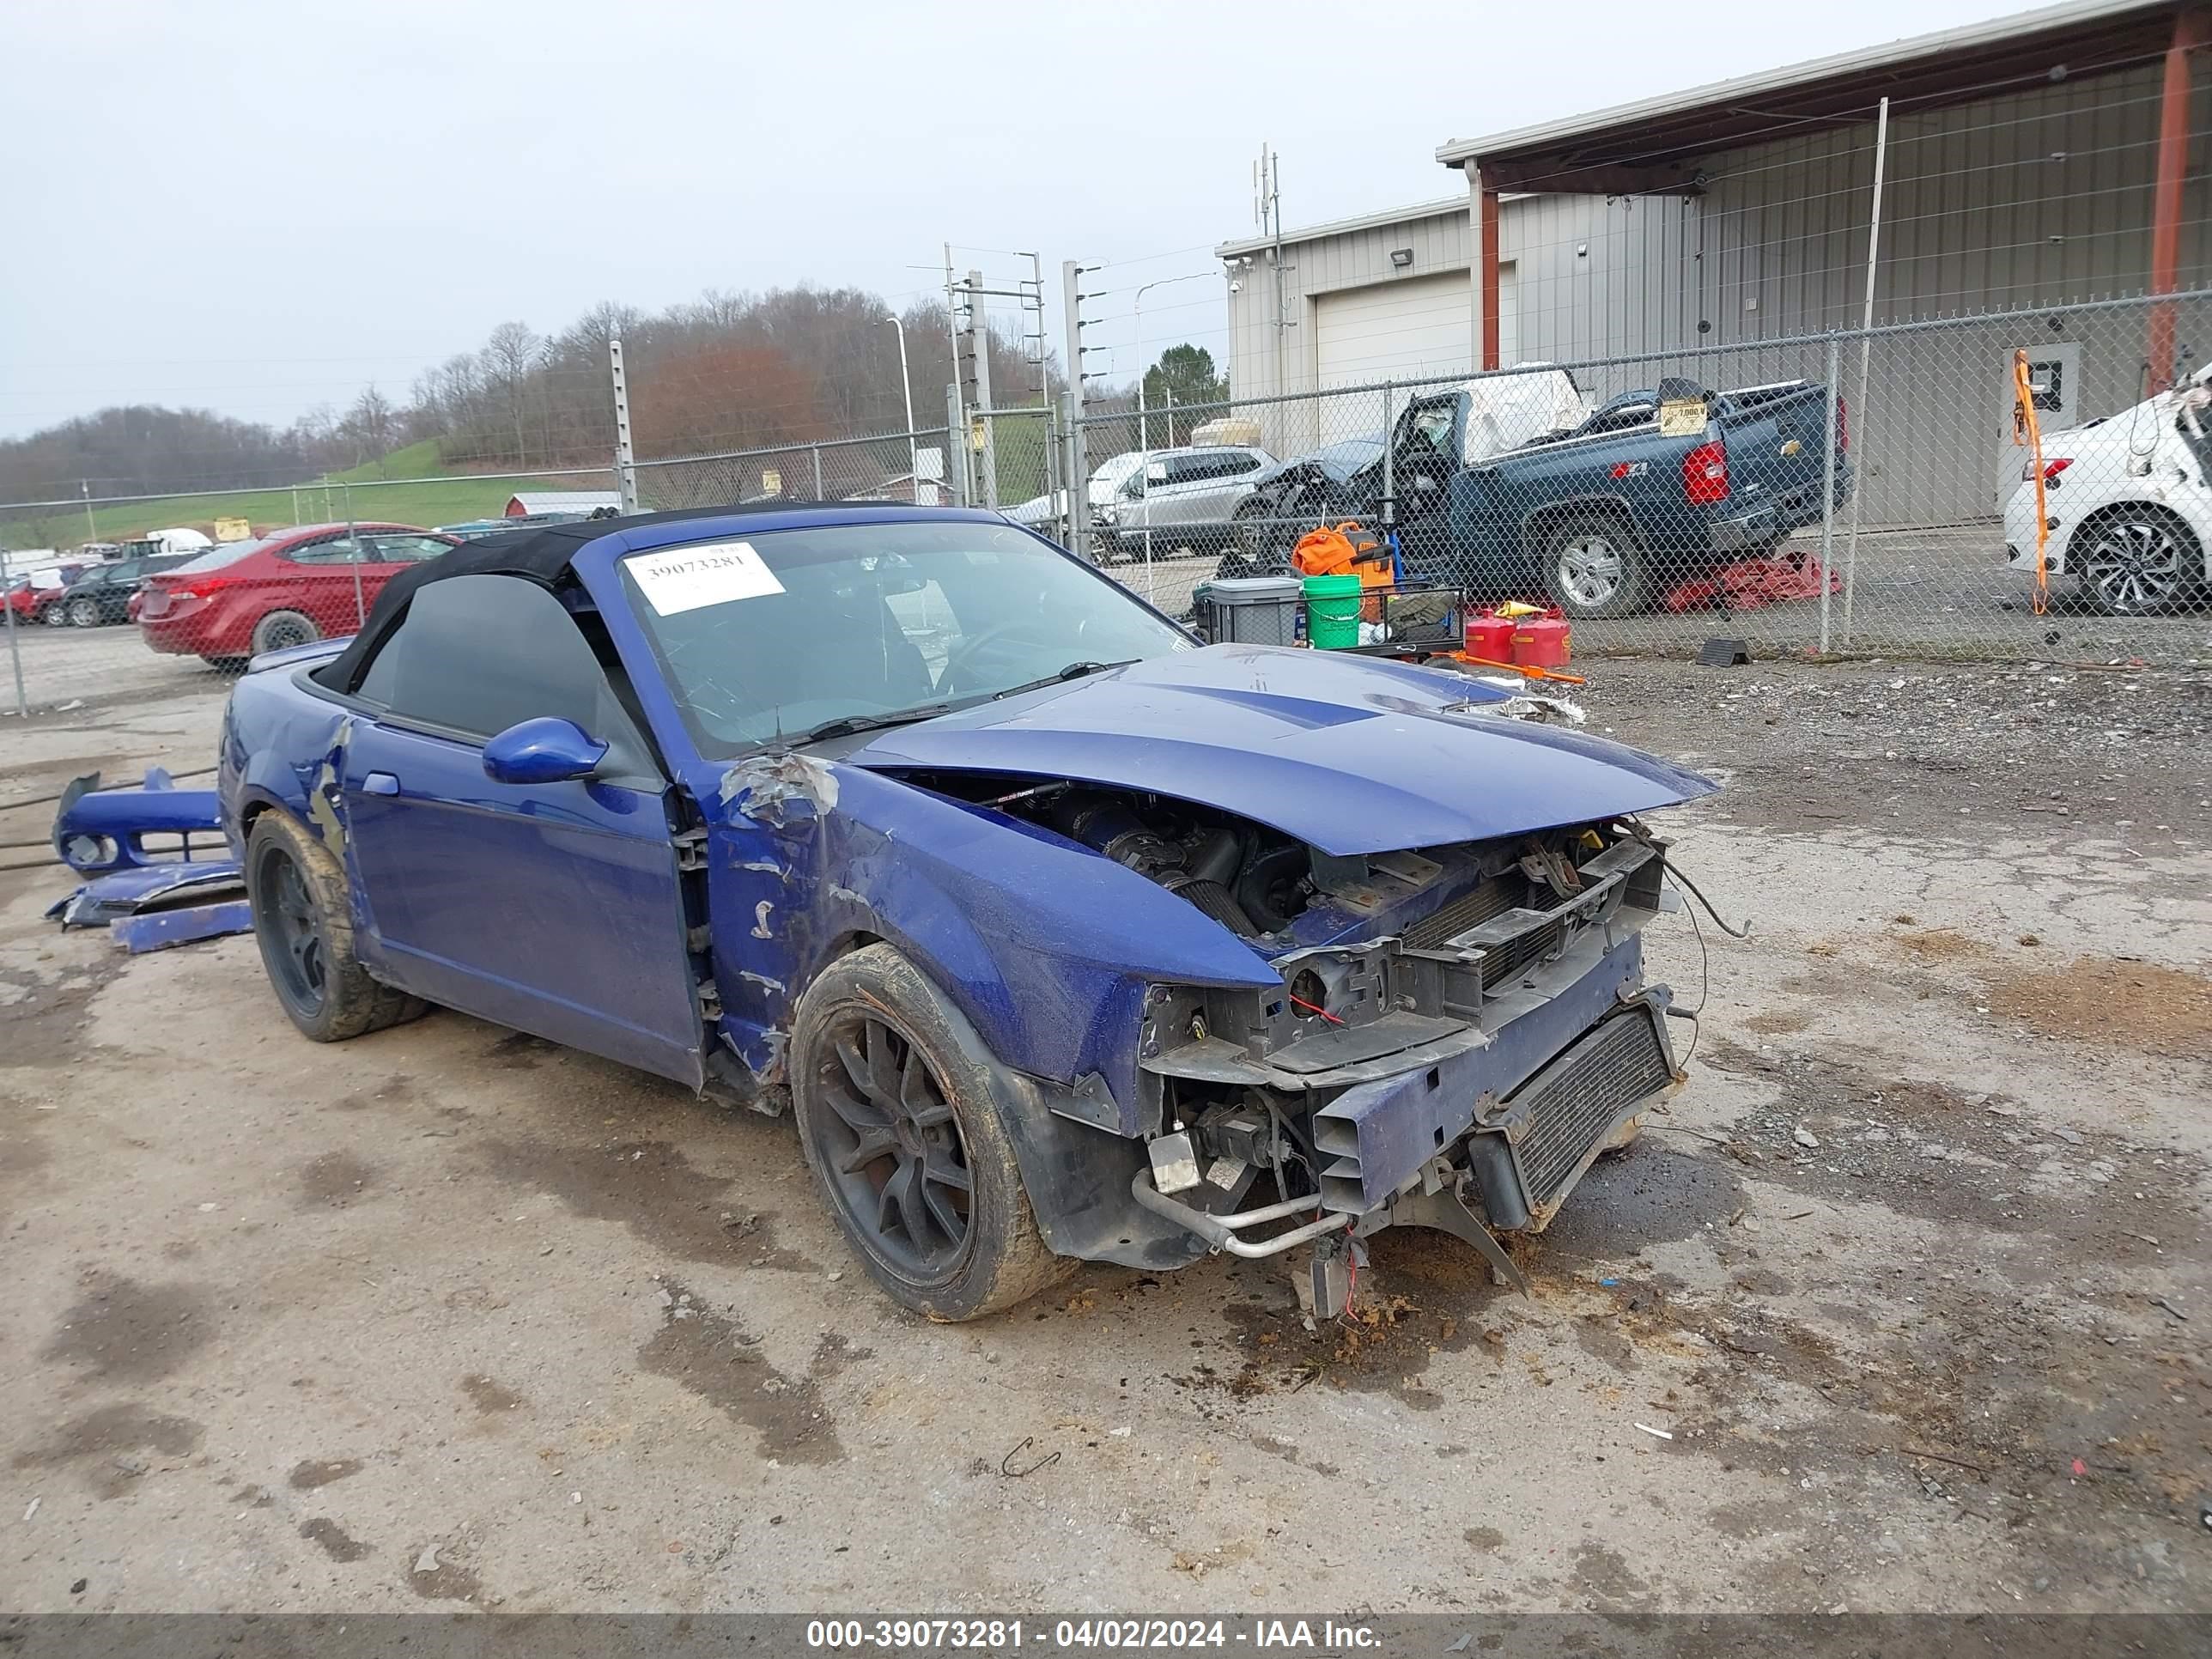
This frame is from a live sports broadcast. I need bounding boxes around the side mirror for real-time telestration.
[483,717,608,785]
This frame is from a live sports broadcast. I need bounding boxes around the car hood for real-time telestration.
[848,645,1717,855]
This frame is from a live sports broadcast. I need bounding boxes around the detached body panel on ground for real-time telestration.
[217,504,1716,1316]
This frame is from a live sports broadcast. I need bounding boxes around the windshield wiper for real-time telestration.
[991,659,1138,701]
[789,703,954,744]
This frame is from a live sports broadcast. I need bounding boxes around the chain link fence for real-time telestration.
[7,290,2207,728]
[0,466,620,715]
[632,428,957,512]
[1072,292,2212,667]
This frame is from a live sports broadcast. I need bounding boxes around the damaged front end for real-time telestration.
[917,772,1686,1286]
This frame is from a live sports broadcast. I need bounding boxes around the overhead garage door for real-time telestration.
[1303,269,1521,449]
[1315,270,1472,388]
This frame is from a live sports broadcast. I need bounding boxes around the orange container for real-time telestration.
[1465,612,1516,660]
[1510,611,1572,668]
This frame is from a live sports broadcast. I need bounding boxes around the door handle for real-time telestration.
[363,771,400,796]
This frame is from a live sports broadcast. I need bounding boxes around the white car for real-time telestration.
[1003,452,1149,541]
[2002,363,2212,614]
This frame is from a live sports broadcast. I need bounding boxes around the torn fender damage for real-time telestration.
[720,752,840,830]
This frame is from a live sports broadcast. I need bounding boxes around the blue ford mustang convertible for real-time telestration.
[219,503,1716,1317]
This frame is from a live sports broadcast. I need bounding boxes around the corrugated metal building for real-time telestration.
[1219,0,2210,518]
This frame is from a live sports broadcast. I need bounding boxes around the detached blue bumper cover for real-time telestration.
[52,769,227,874]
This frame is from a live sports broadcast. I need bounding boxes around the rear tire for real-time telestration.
[790,944,1070,1321]
[2075,504,2201,616]
[251,610,319,655]
[246,811,427,1042]
[1540,511,1653,621]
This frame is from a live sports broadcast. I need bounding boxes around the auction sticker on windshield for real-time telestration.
[629,541,785,615]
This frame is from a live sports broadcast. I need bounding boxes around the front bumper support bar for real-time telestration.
[1127,1172,1352,1259]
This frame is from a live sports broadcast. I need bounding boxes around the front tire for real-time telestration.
[791,945,1068,1320]
[1541,511,1653,620]
[246,811,426,1042]
[68,596,100,628]
[2075,505,2201,616]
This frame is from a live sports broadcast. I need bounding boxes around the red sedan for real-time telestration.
[139,524,458,665]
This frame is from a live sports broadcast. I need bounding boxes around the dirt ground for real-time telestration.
[1,653,2208,1616]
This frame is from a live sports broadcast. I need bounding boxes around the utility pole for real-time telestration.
[608,337,640,515]
[1254,146,1289,398]
[1061,259,1094,563]
[883,316,920,504]
[2,544,26,718]
[967,268,998,508]
[81,481,96,549]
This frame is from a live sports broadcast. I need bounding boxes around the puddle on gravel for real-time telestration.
[636,1278,842,1464]
[40,1270,214,1384]
[0,970,111,1069]
[301,1518,373,1562]
[476,1137,818,1271]
[297,1151,378,1206]
[11,1402,204,1499]
[460,1374,526,1415]
[289,1456,363,1490]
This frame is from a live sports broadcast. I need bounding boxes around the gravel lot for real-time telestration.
[1,653,2208,1617]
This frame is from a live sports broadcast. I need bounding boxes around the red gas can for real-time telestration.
[1509,609,1572,668]
[1464,611,1516,661]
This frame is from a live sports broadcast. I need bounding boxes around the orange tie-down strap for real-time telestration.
[2012,348,2051,617]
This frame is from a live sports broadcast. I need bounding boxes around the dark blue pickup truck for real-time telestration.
[1229,368,1850,619]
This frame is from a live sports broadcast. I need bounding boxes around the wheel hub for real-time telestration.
[1559,536,1622,605]
[809,1012,974,1277]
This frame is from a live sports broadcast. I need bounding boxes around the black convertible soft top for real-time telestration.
[314,501,936,694]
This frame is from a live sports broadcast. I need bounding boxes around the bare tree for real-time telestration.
[483,321,542,466]
[342,386,396,472]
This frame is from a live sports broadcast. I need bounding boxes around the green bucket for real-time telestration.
[1303,573,1364,649]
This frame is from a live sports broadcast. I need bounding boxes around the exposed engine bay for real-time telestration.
[908,768,1686,1297]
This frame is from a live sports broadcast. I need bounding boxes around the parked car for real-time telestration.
[44,551,195,628]
[1094,443,1276,562]
[12,562,88,623]
[218,502,1715,1318]
[1216,436,1387,577]
[139,524,459,665]
[2002,362,2212,614]
[1002,450,1149,542]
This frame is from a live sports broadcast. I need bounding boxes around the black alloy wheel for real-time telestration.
[252,839,328,1019]
[806,1010,975,1278]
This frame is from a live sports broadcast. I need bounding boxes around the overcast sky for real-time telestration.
[3,0,2031,453]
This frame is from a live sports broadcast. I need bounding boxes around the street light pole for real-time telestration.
[884,315,921,505]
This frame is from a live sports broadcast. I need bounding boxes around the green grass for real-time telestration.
[3,452,612,550]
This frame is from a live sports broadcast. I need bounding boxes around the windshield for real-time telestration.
[620,520,1191,757]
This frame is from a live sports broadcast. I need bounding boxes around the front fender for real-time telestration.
[701,761,1279,1114]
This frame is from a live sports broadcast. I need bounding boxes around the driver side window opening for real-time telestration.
[353,573,659,783]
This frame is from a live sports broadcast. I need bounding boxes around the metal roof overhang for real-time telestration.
[1435,0,2184,194]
